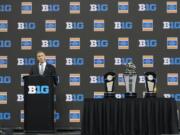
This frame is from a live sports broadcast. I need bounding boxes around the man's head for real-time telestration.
[36,51,46,64]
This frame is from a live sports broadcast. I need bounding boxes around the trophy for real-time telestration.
[104,72,116,98]
[144,72,156,97]
[123,62,137,98]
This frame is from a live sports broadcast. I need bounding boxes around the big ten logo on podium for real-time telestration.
[41,40,60,48]
[114,57,132,66]
[90,4,108,12]
[65,58,84,66]
[90,39,108,48]
[0,40,12,48]
[28,85,49,94]
[17,57,35,66]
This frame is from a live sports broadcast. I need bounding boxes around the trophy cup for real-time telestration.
[123,62,137,98]
[104,72,116,98]
[144,72,156,98]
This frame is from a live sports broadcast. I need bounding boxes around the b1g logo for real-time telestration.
[17,58,35,66]
[41,4,60,12]
[138,4,157,12]
[0,4,12,12]
[90,75,104,84]
[90,40,108,48]
[0,40,11,48]
[66,22,84,30]
[0,112,11,120]
[139,39,157,48]
[66,58,84,66]
[114,22,133,30]
[17,22,36,30]
[41,40,60,48]
[66,94,84,102]
[90,4,108,12]
[28,85,49,94]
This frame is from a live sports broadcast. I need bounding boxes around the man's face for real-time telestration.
[37,52,46,63]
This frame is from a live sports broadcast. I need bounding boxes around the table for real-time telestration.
[81,98,179,135]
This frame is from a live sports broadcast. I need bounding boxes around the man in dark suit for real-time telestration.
[29,51,58,86]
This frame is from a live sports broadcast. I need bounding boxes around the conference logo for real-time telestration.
[70,2,80,14]
[46,56,56,67]
[0,20,8,32]
[90,39,108,48]
[114,21,133,30]
[0,40,12,48]
[66,22,84,30]
[163,57,180,65]
[94,19,105,32]
[138,4,157,12]
[69,110,80,123]
[66,58,84,66]
[94,55,105,68]
[166,1,177,14]
[69,74,80,86]
[163,21,180,29]
[167,37,178,49]
[90,4,108,12]
[138,39,157,48]
[17,57,35,66]
[69,37,80,50]
[142,55,154,68]
[118,37,129,50]
[41,40,60,48]
[41,4,60,12]
[17,22,36,30]
[114,57,133,65]
[28,85,49,94]
[21,2,32,14]
[66,94,84,102]
[21,38,32,50]
[89,75,104,84]
[0,112,11,120]
[167,73,178,86]
[0,4,12,12]
[118,2,129,14]
[164,93,180,102]
[20,73,29,86]
[0,56,8,68]
[0,76,11,84]
[0,92,7,104]
[142,19,153,31]
[45,20,56,32]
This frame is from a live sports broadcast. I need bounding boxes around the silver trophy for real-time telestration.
[123,62,137,98]
[144,72,156,97]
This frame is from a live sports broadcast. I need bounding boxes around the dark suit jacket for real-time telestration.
[29,64,58,86]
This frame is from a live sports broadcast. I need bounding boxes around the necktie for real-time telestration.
[39,64,44,75]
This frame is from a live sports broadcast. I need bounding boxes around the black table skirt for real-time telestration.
[81,98,179,135]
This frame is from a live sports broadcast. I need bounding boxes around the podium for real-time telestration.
[23,75,55,133]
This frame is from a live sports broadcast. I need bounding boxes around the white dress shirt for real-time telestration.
[39,62,46,75]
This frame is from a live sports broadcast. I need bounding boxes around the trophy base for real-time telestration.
[145,92,156,98]
[125,93,137,98]
[104,92,115,98]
